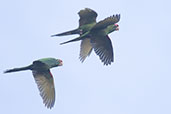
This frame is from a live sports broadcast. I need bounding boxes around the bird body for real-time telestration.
[4,58,63,109]
[52,8,98,62]
[51,8,97,37]
[52,8,120,65]
[58,14,120,65]
[79,22,96,34]
[51,22,96,37]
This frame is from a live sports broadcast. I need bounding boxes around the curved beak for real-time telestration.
[58,59,63,66]
[59,61,63,66]
[116,26,119,31]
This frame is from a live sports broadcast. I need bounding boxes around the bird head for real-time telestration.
[114,24,119,31]
[56,59,63,67]
[47,58,63,68]
[105,23,119,35]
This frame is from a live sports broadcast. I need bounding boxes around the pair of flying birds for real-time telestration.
[4,8,120,109]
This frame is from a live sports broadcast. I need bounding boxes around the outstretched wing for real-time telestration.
[92,14,120,30]
[78,8,97,26]
[91,35,114,65]
[32,69,55,109]
[79,38,93,62]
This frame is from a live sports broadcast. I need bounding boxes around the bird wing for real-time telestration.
[32,69,55,109]
[79,38,93,62]
[78,8,97,26]
[91,35,114,65]
[92,14,120,30]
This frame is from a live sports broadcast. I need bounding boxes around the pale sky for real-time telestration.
[0,0,171,114]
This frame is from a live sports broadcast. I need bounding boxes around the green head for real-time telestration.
[105,23,119,35]
[38,58,63,68]
[51,59,63,68]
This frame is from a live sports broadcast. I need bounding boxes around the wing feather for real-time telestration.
[32,70,55,109]
[91,35,114,65]
[78,8,97,26]
[92,14,120,30]
[79,38,93,62]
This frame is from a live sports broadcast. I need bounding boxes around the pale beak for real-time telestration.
[59,61,63,66]
[116,26,119,31]
[58,60,63,66]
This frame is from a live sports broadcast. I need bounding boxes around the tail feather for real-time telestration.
[60,37,82,45]
[51,29,80,37]
[4,65,31,73]
[60,31,90,45]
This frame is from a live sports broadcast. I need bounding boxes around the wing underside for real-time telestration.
[32,70,55,109]
[91,35,114,65]
[79,38,93,62]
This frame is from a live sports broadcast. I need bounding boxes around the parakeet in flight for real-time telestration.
[51,8,97,37]
[51,8,97,62]
[52,8,120,65]
[4,58,63,109]
[60,14,120,65]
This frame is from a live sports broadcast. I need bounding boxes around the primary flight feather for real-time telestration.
[52,8,120,65]
[4,58,63,109]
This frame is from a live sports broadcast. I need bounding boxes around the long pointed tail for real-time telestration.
[51,29,80,37]
[60,31,90,45]
[60,37,83,45]
[4,65,31,73]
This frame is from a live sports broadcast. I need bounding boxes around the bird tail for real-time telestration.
[60,31,90,45]
[4,65,31,73]
[60,37,83,45]
[51,29,80,37]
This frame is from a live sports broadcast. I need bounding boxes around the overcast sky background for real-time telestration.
[0,0,171,114]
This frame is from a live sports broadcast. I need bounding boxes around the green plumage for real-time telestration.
[4,58,62,73]
[51,8,98,62]
[37,58,62,69]
[4,58,63,109]
[51,8,97,37]
[52,8,120,65]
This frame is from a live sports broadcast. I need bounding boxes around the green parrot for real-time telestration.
[52,8,120,65]
[4,58,63,109]
[59,14,120,65]
[51,8,97,37]
[51,8,97,62]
